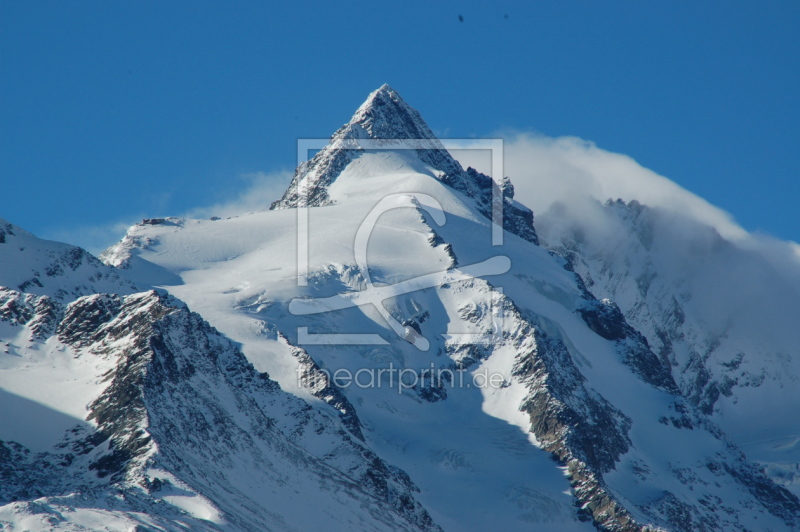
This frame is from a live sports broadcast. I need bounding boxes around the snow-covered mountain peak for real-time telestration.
[271,84,461,209]
[341,83,444,143]
[271,85,539,244]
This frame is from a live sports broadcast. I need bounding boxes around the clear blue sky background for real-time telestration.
[2,1,798,251]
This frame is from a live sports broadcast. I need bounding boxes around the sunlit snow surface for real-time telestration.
[104,153,589,530]
[101,149,797,530]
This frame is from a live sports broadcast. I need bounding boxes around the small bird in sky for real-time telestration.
[458,15,463,23]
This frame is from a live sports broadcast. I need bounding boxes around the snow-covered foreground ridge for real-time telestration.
[1,85,799,531]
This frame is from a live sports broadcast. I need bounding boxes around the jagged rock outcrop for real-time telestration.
[1,284,440,531]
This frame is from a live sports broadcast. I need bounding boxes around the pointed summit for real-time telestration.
[271,84,463,210]
[271,85,538,245]
[337,84,442,143]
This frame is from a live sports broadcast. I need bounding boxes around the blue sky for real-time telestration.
[2,1,799,252]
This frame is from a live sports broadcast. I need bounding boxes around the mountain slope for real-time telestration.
[104,86,800,531]
[1,224,439,531]
[0,218,136,299]
[538,197,800,499]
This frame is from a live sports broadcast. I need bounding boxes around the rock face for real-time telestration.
[0,287,440,531]
[3,86,800,531]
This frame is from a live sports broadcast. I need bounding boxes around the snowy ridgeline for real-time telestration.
[1,85,800,531]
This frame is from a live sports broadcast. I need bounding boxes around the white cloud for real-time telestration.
[185,170,293,220]
[494,132,800,286]
[467,131,800,357]
[498,133,748,241]
[41,170,293,256]
[42,220,141,256]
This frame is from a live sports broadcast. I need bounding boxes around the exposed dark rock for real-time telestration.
[578,299,629,341]
[57,294,123,348]
[0,222,14,244]
[18,277,44,292]
[278,332,366,441]
[514,330,632,475]
[578,299,678,393]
